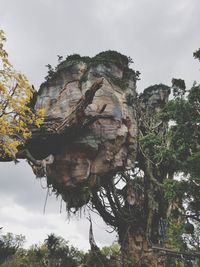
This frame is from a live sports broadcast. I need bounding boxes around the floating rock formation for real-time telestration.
[25,51,170,209]
[25,52,139,207]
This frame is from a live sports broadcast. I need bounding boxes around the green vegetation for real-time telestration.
[193,48,200,61]
[0,230,122,267]
[2,28,200,266]
[44,50,140,90]
[41,49,200,266]
[0,232,25,265]
[0,30,44,159]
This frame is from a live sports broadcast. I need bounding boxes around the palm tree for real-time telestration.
[45,234,60,267]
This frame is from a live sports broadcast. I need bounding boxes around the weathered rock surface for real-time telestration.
[27,52,138,202]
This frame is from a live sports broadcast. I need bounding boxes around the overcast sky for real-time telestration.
[1,0,200,250]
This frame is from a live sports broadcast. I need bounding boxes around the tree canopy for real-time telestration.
[0,30,43,158]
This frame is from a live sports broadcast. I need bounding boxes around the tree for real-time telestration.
[1,233,85,267]
[88,77,200,266]
[1,43,200,266]
[44,233,84,267]
[0,232,25,265]
[101,242,120,267]
[0,30,43,159]
[88,83,171,266]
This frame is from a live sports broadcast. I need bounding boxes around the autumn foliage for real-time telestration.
[0,30,44,158]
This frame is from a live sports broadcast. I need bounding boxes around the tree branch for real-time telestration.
[91,190,117,227]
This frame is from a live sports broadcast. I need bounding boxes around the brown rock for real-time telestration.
[29,53,138,207]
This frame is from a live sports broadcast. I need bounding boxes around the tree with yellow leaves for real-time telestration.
[0,30,44,159]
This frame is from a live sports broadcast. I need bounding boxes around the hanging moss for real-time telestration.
[63,186,91,211]
[48,178,92,212]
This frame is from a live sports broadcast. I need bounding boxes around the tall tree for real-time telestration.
[89,77,200,266]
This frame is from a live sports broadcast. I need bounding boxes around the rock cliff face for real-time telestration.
[28,52,139,207]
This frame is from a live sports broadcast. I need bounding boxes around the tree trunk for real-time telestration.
[119,228,165,267]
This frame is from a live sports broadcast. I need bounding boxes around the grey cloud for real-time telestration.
[0,161,61,212]
[0,160,116,246]
[2,0,200,91]
[74,212,116,247]
[1,0,106,88]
